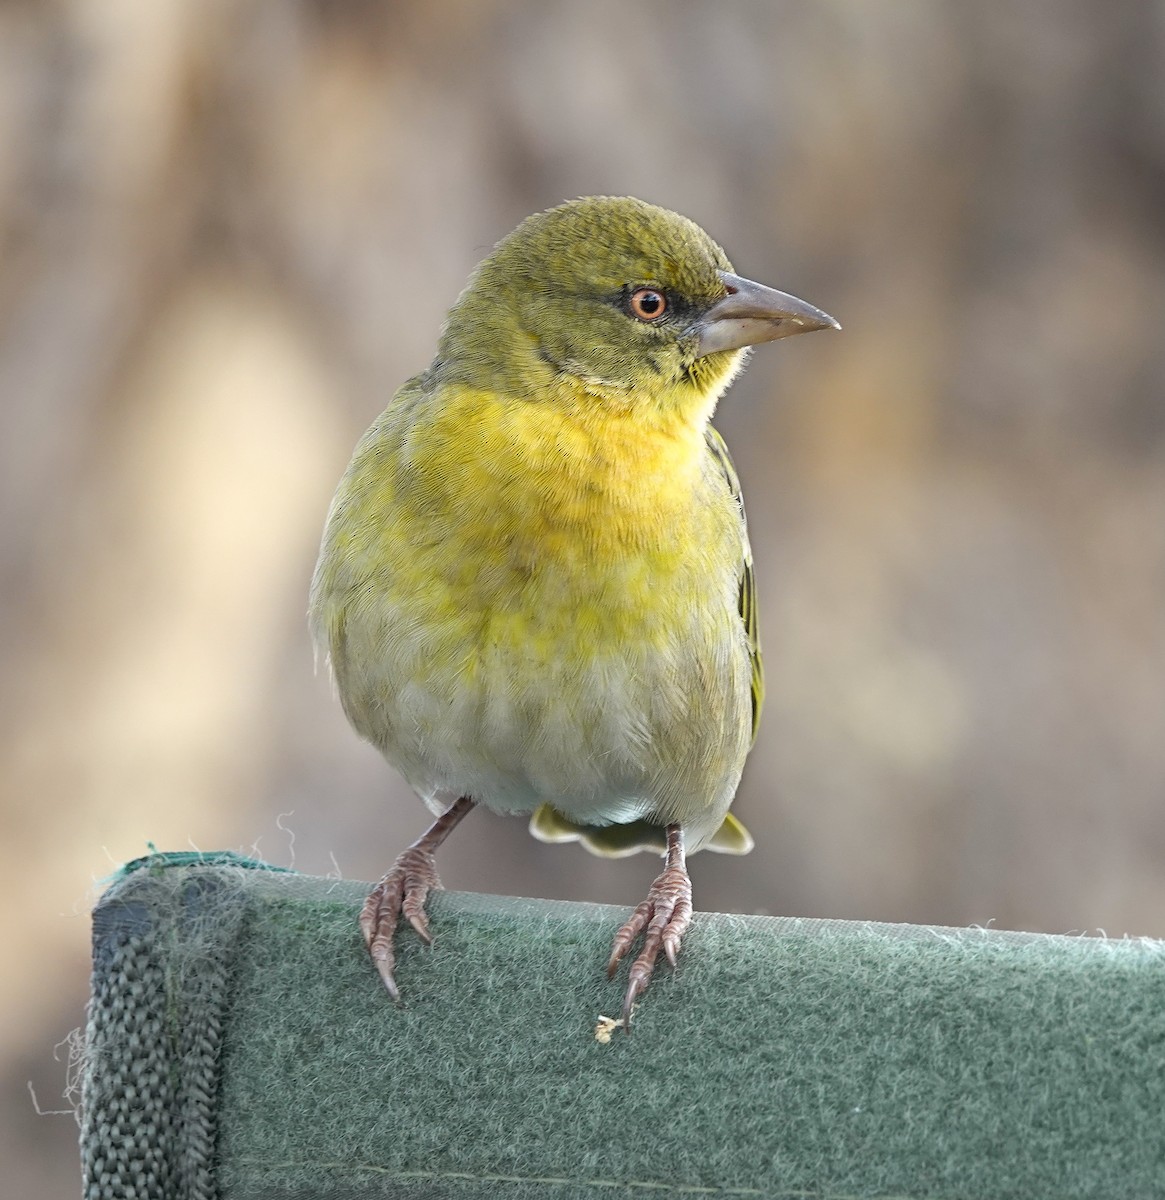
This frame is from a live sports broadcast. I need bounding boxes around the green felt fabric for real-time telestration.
[82,854,1165,1200]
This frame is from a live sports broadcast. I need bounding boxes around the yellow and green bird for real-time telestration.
[310,196,838,1025]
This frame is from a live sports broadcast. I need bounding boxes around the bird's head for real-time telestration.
[434,196,838,423]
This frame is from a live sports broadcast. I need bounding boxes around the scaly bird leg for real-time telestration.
[359,795,475,999]
[606,823,693,1029]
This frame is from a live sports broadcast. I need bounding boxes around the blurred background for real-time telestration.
[2,1,1164,1193]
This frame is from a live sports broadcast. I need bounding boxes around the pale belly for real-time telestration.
[326,552,753,844]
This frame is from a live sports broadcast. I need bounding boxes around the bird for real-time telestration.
[309,196,838,1027]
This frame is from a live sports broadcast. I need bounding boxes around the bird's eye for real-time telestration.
[628,287,668,321]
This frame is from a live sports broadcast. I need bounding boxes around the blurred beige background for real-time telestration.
[2,2,1164,1194]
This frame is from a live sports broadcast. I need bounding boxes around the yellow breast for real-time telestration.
[310,378,752,838]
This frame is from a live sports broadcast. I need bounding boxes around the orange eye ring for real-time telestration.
[628,287,668,321]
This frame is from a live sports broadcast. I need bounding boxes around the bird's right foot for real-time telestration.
[358,795,475,999]
[359,846,442,1000]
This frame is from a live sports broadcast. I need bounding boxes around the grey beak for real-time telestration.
[695,271,840,357]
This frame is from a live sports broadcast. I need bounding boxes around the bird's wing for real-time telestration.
[704,424,764,744]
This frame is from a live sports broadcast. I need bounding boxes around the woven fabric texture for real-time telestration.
[83,855,1165,1199]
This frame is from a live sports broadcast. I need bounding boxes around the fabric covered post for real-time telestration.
[82,853,1165,1199]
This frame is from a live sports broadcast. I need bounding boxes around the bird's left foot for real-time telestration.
[606,824,692,1028]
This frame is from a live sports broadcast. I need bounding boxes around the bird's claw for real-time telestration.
[359,846,442,1000]
[606,860,693,1029]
